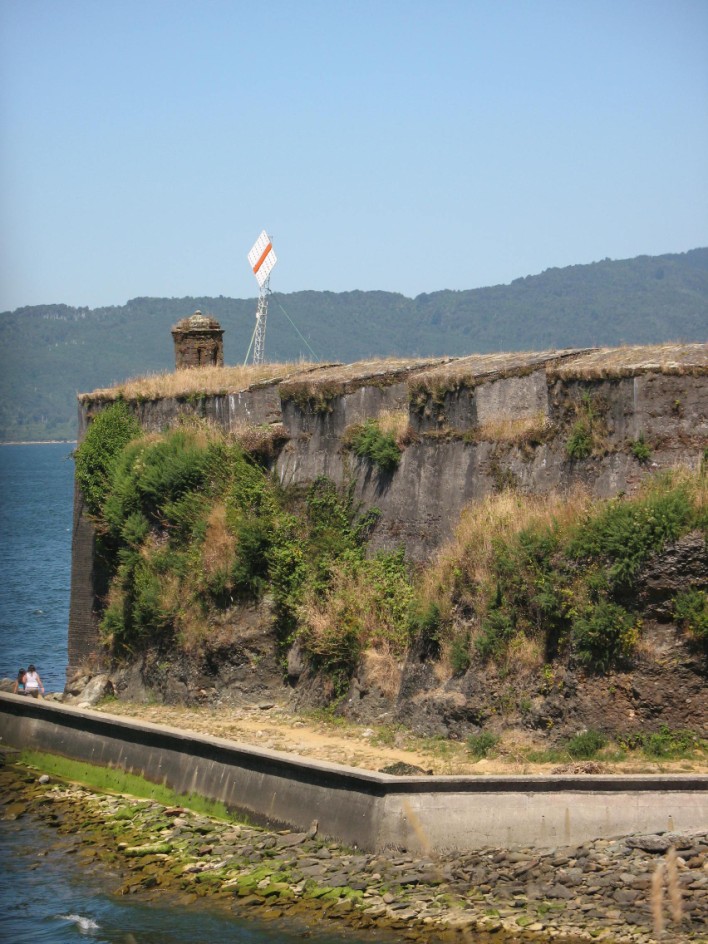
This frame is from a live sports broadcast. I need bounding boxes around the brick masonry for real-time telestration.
[171,311,224,369]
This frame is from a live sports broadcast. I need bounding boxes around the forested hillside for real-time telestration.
[1,248,706,441]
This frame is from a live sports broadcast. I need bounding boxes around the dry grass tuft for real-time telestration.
[549,342,708,380]
[158,571,182,622]
[409,348,586,401]
[175,611,212,655]
[298,561,409,669]
[81,361,321,402]
[651,845,684,935]
[169,417,228,450]
[496,729,545,763]
[666,845,683,925]
[375,409,415,447]
[471,411,551,444]
[419,488,592,621]
[401,799,436,861]
[230,422,289,459]
[201,503,236,581]
[503,632,545,674]
[651,861,665,935]
[70,652,106,680]
[359,646,402,700]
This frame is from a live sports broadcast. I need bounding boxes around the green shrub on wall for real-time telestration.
[674,589,708,644]
[429,470,705,675]
[618,725,705,759]
[466,731,499,759]
[84,423,415,689]
[102,431,219,540]
[567,476,698,587]
[571,600,638,672]
[475,608,515,661]
[449,629,472,674]
[567,730,607,759]
[408,601,442,658]
[346,419,401,472]
[296,547,413,690]
[566,420,593,460]
[565,390,606,461]
[91,427,279,653]
[630,433,652,464]
[74,402,141,516]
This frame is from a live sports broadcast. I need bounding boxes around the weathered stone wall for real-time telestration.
[68,344,708,673]
[409,349,587,433]
[67,482,99,676]
[275,352,707,559]
[109,385,283,434]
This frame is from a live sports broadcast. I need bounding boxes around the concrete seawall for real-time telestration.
[2,693,706,854]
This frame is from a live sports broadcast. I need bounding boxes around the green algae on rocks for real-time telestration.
[2,757,706,943]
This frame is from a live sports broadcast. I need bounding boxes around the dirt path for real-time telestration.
[93,699,708,777]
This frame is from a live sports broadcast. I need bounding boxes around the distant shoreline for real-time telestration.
[0,440,77,446]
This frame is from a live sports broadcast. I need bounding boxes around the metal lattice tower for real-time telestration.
[252,278,270,365]
[247,231,277,365]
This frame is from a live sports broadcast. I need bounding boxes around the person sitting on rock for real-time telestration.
[24,664,44,698]
[12,668,26,695]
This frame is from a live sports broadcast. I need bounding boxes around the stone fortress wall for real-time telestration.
[68,342,708,676]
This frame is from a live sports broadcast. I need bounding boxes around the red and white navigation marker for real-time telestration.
[245,230,277,365]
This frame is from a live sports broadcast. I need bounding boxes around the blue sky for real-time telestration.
[1,0,707,311]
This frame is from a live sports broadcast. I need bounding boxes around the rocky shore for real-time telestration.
[1,759,706,943]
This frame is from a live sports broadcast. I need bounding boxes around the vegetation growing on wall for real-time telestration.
[76,421,413,685]
[96,424,262,653]
[471,412,551,446]
[417,470,706,675]
[76,410,706,697]
[279,380,343,414]
[343,419,402,472]
[630,433,652,464]
[674,589,708,644]
[85,362,318,403]
[74,402,142,516]
[408,373,471,417]
[565,390,606,460]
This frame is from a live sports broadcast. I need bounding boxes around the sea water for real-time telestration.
[0,444,396,943]
[0,443,74,691]
[0,815,386,943]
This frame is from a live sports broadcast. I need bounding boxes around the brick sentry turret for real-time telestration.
[171,311,224,369]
